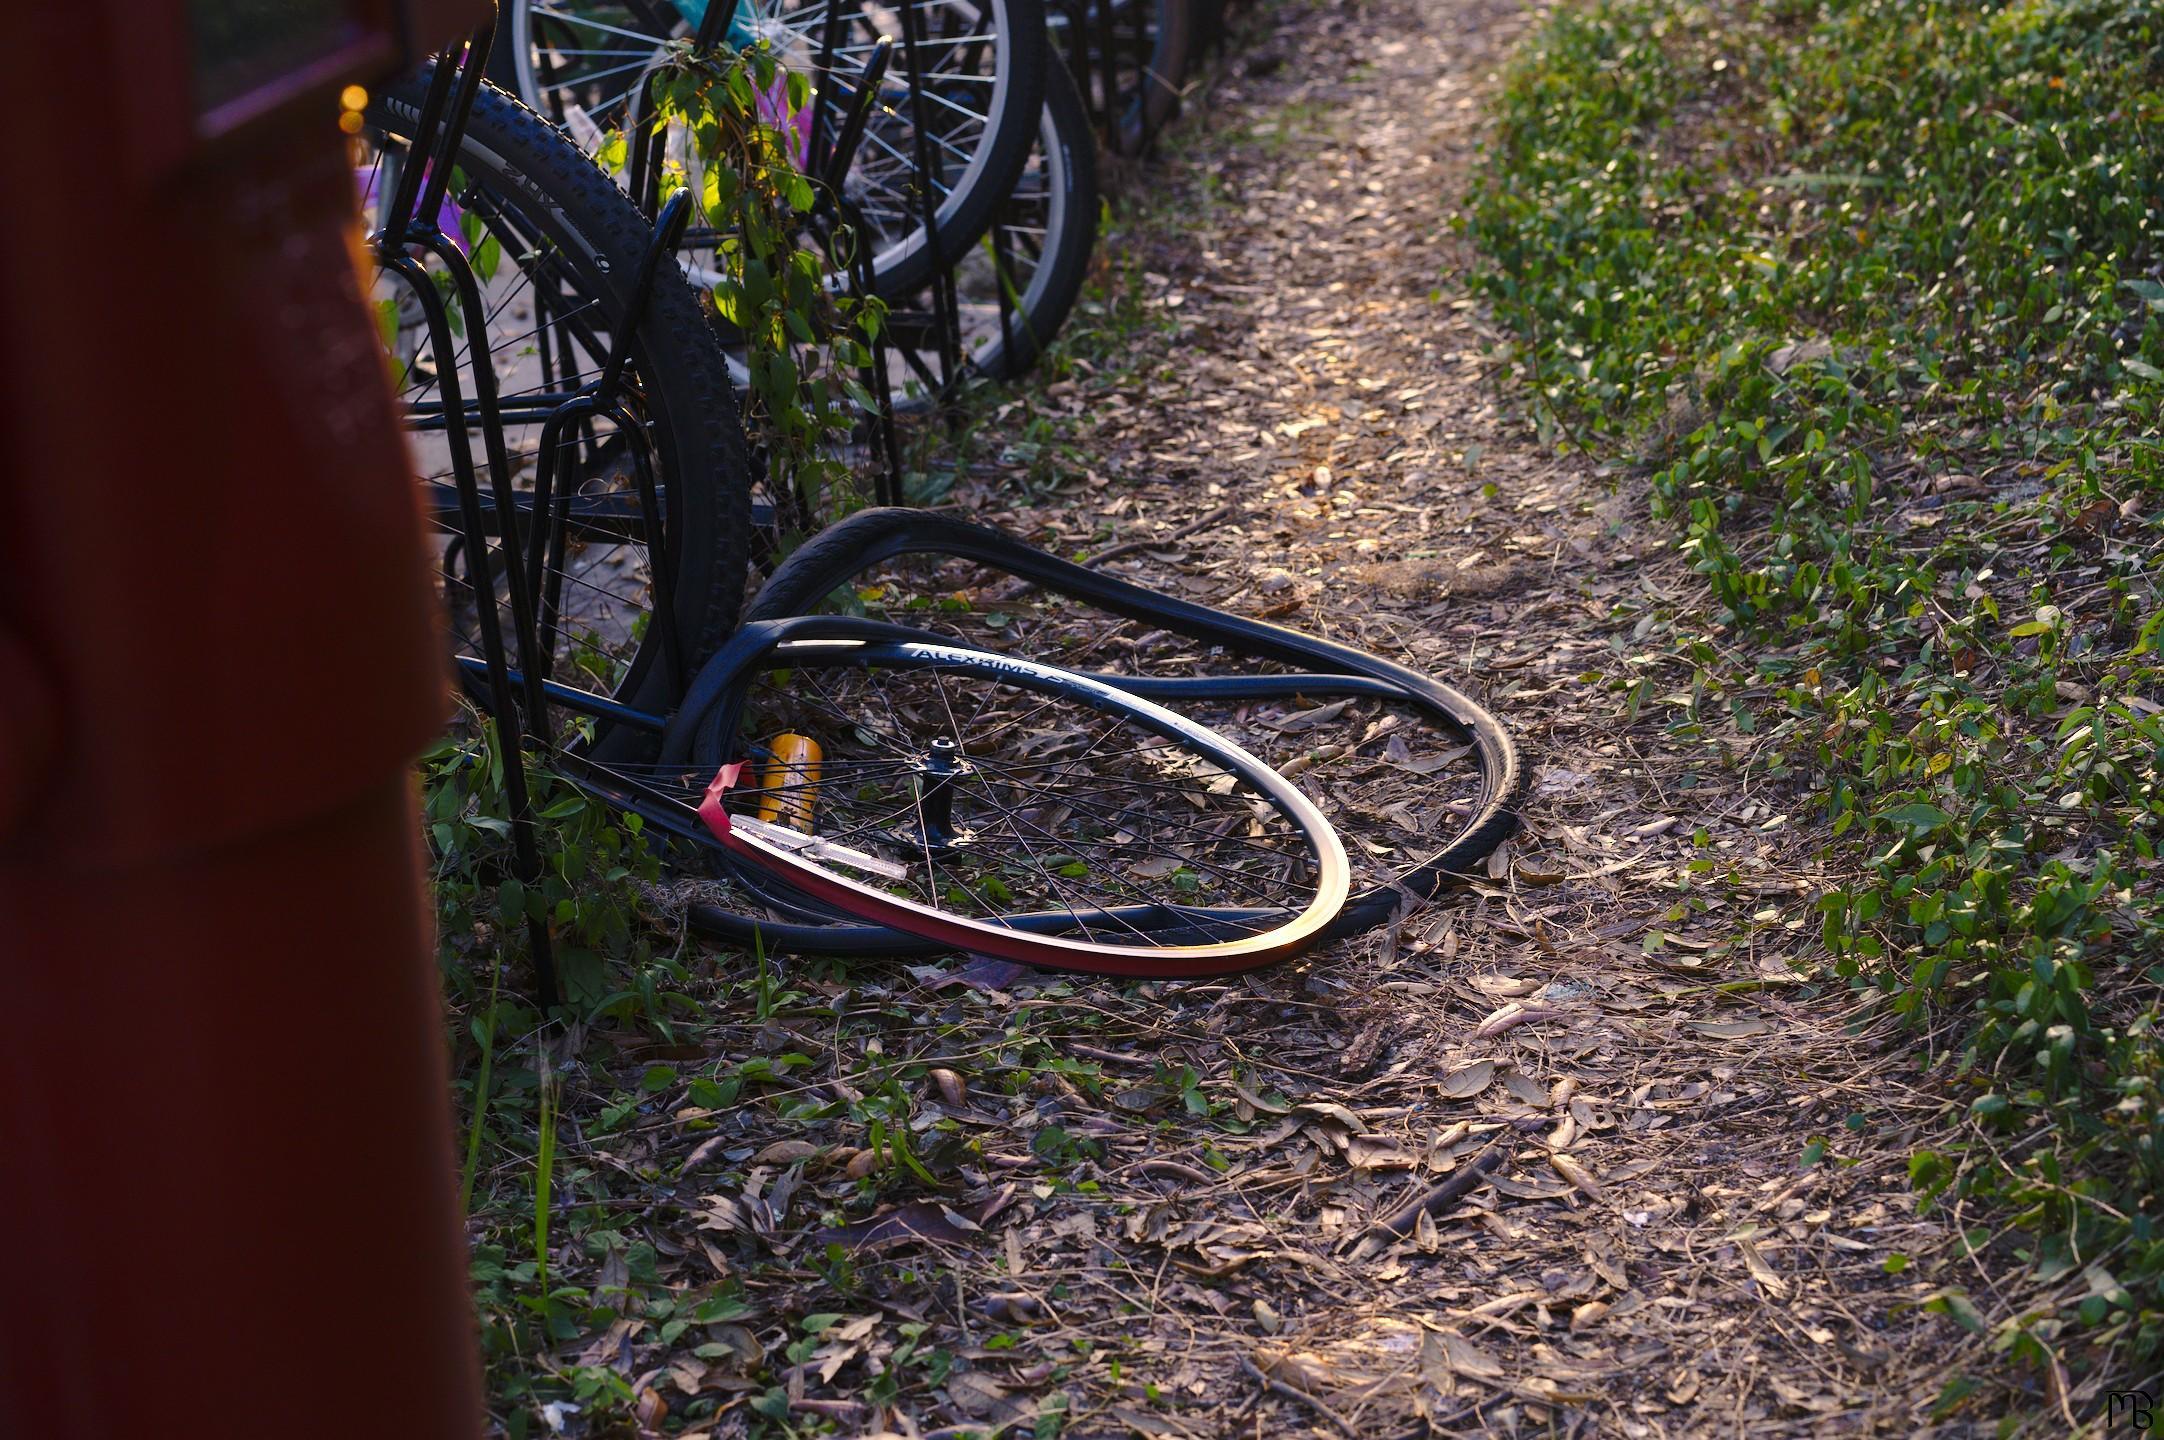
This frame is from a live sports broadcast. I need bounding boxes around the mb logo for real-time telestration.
[2110,1390,2155,1433]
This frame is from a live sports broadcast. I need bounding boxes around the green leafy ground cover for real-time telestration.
[1470,0,2164,1388]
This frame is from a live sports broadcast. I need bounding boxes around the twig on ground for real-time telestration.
[1082,504,1235,567]
[1238,1353,1362,1439]
[1346,1140,1511,1259]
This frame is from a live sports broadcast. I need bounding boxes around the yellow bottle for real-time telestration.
[755,733,823,833]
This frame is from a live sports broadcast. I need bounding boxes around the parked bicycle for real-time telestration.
[500,0,1049,299]
[363,51,752,755]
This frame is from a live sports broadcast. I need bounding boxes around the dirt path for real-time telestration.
[623,2,2000,1435]
[919,0,1975,1433]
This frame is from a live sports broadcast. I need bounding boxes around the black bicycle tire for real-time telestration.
[1117,0,1194,155]
[972,56,1100,380]
[1190,0,1226,58]
[843,0,1051,298]
[494,0,1049,302]
[677,508,1522,954]
[373,70,752,751]
[748,513,1524,903]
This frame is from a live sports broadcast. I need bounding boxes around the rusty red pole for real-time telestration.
[0,5,488,1437]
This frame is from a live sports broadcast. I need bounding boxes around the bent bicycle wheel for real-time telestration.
[715,509,1523,948]
[500,0,1048,300]
[683,626,1350,974]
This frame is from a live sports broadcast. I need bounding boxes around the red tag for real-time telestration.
[697,762,746,841]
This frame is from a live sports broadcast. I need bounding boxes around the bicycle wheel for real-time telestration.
[726,509,1523,943]
[364,70,751,750]
[955,54,1098,380]
[1058,0,1191,156]
[665,618,1349,974]
[500,0,1048,299]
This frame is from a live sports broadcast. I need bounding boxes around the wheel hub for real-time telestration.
[913,736,971,854]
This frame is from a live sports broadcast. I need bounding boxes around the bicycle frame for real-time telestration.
[373,22,719,1006]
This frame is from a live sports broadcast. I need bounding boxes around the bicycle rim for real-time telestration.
[733,509,1523,931]
[687,634,1350,973]
[955,56,1097,380]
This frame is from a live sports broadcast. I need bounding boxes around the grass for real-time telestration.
[1468,0,2164,1398]
[416,209,1193,1432]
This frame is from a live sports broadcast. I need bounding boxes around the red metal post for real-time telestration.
[0,4,488,1436]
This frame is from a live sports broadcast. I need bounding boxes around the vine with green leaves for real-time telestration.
[609,41,890,533]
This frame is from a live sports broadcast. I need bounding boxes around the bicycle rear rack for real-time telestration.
[379,22,728,1012]
[373,25,562,1007]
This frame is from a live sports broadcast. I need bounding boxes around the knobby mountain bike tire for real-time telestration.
[498,0,1049,301]
[674,509,1522,957]
[370,69,752,753]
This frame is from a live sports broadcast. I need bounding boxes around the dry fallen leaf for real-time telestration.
[1293,1101,1370,1134]
[1688,1018,1772,1040]
[1471,974,1541,998]
[1485,840,1513,880]
[1475,1002,1565,1038]
[944,1370,1010,1419]
[1270,697,1354,731]
[1503,1071,1549,1106]
[1738,1237,1791,1298]
[1550,1151,1609,1203]
[1427,1328,1505,1380]
[828,1201,981,1249]
[1586,1233,1630,1291]
[1439,1059,1496,1099]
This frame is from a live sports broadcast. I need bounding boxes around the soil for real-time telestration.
[617,0,2002,1432]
